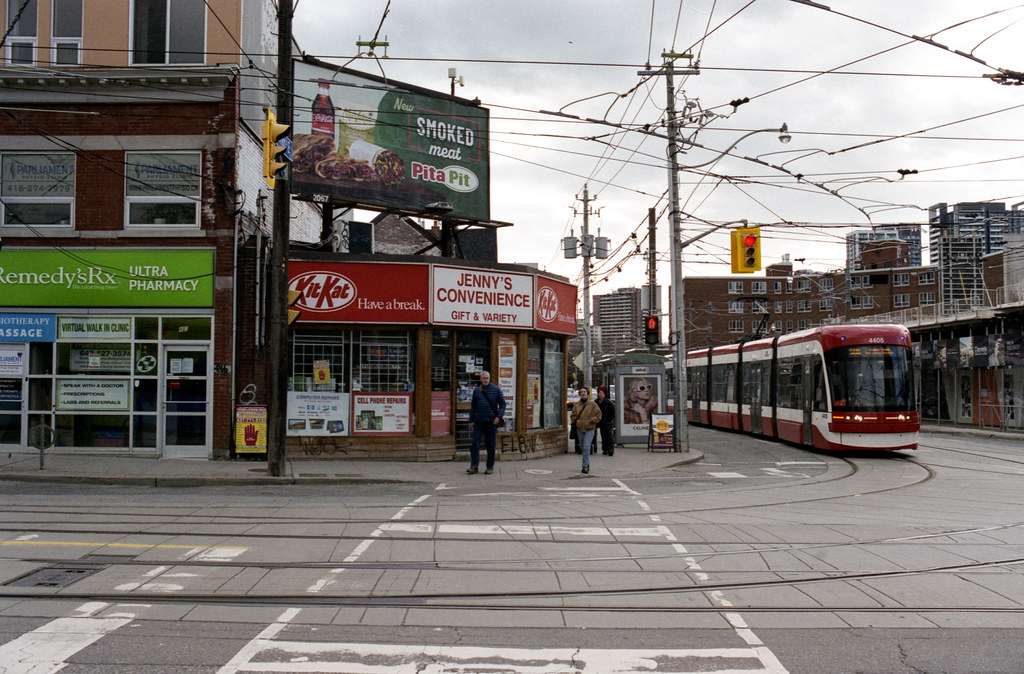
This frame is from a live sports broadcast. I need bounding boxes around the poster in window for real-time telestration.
[287,391,349,436]
[497,334,516,432]
[351,392,412,435]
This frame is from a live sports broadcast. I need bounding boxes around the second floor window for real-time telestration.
[125,151,201,227]
[728,300,744,314]
[797,299,811,312]
[920,292,936,306]
[6,0,37,64]
[728,320,744,333]
[894,293,910,308]
[132,0,205,65]
[1,153,75,226]
[52,0,82,65]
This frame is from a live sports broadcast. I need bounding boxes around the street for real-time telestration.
[1,427,1023,673]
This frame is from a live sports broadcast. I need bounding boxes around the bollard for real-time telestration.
[29,424,55,470]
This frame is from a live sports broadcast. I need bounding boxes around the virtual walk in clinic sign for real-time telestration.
[0,249,214,307]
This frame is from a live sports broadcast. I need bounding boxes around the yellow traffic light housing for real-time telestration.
[730,226,761,273]
[261,108,289,188]
[287,289,302,325]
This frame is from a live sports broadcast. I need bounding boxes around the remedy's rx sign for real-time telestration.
[0,249,214,307]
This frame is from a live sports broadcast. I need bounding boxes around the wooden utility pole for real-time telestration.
[267,2,293,477]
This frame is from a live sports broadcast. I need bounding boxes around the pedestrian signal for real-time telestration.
[644,315,660,345]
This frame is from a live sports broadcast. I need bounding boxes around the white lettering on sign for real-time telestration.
[290,271,356,312]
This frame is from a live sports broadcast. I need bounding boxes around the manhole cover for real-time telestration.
[7,564,103,588]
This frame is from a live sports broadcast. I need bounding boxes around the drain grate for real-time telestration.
[7,563,103,588]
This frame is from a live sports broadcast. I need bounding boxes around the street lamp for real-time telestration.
[667,123,790,452]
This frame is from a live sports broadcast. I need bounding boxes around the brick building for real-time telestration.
[0,0,318,458]
[680,251,939,350]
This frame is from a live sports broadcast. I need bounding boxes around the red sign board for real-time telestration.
[289,261,429,323]
[535,276,578,335]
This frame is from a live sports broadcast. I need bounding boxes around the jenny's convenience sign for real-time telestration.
[432,265,532,328]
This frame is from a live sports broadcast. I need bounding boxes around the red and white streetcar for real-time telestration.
[685,324,919,451]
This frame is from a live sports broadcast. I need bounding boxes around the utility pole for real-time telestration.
[647,207,658,355]
[639,53,698,452]
[266,2,293,477]
[580,184,595,391]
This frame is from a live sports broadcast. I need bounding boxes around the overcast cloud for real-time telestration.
[291,1,1024,294]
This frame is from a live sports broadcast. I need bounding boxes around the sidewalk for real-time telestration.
[0,445,703,487]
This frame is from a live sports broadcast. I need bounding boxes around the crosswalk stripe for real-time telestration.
[0,603,133,674]
[220,641,781,673]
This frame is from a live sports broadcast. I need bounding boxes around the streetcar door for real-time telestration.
[749,363,763,434]
[802,357,815,445]
[0,344,27,451]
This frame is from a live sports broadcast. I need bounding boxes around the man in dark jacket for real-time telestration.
[468,371,506,474]
[596,386,615,456]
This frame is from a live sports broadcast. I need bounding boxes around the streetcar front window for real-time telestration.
[826,344,915,413]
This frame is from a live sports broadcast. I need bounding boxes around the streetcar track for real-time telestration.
[0,554,1021,608]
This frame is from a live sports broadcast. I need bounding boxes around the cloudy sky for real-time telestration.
[291,1,1024,297]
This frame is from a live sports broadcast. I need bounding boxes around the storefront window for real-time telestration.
[543,338,564,428]
[454,331,490,449]
[291,331,349,393]
[23,315,212,452]
[162,316,210,340]
[431,330,452,436]
[526,337,542,430]
[356,331,414,393]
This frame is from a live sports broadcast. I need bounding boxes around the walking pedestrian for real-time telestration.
[467,371,505,475]
[570,386,602,474]
[596,386,615,456]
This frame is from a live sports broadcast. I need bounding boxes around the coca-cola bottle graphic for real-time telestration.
[311,79,335,141]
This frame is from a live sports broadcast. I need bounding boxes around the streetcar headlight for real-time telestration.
[853,414,863,422]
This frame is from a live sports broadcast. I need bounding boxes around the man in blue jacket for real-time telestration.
[468,370,506,474]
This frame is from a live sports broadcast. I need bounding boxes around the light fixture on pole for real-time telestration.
[642,53,791,453]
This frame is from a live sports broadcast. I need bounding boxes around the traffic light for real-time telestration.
[261,108,289,188]
[644,315,660,345]
[730,226,761,273]
[287,289,302,325]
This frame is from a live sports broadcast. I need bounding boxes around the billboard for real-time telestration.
[291,59,490,222]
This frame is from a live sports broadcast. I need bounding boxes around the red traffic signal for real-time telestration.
[730,226,762,273]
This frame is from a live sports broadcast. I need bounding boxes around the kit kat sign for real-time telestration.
[288,262,428,323]
[535,277,578,335]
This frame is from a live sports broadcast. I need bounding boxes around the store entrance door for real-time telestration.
[161,345,211,458]
[0,344,27,451]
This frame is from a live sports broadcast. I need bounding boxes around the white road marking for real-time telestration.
[305,494,431,594]
[0,602,134,674]
[618,480,790,674]
[708,471,747,478]
[216,641,784,673]
[378,522,676,540]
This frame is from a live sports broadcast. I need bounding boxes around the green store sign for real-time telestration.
[0,249,214,307]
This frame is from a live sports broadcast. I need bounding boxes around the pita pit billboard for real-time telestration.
[291,59,490,222]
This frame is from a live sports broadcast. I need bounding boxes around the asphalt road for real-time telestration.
[0,427,1022,673]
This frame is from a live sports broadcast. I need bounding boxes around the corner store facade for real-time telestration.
[258,254,577,462]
